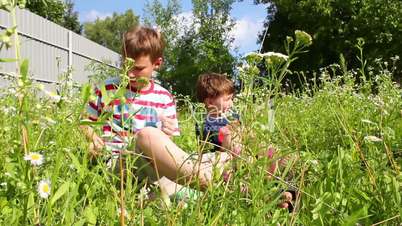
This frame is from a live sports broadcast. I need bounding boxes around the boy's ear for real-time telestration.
[153,57,163,69]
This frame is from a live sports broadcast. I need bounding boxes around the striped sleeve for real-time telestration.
[163,95,180,136]
[86,87,103,121]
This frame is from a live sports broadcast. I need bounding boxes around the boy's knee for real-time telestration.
[136,127,164,146]
[137,127,157,138]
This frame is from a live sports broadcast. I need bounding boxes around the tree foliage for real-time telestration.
[144,0,237,98]
[25,0,82,34]
[83,9,139,53]
[62,0,82,34]
[256,0,402,79]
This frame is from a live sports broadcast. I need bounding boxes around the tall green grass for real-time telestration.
[0,3,401,224]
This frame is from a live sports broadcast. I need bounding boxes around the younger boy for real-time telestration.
[195,73,295,211]
[195,73,241,154]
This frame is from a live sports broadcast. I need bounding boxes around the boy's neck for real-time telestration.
[129,79,153,92]
[207,109,224,118]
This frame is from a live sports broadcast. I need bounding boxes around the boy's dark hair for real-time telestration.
[196,73,235,103]
[122,25,165,62]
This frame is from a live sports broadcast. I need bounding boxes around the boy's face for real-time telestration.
[127,55,162,85]
[206,93,234,114]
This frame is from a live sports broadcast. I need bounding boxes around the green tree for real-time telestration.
[83,9,139,53]
[25,0,82,34]
[63,0,82,34]
[26,0,64,24]
[256,0,402,79]
[144,0,237,98]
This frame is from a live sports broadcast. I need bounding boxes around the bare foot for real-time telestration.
[278,191,294,212]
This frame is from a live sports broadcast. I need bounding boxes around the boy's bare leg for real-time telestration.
[136,127,231,190]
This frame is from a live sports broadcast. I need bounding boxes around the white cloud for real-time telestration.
[230,17,264,53]
[168,12,264,54]
[81,10,112,22]
[174,11,197,37]
[176,11,194,28]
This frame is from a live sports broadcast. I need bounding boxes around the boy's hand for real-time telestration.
[92,134,105,151]
[79,125,104,158]
[89,134,104,159]
[158,114,176,136]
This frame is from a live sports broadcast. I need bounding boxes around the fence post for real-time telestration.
[68,30,72,68]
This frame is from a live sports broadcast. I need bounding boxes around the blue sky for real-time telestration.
[72,0,268,54]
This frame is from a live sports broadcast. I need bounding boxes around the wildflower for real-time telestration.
[17,79,24,87]
[24,152,44,166]
[286,36,294,43]
[63,148,71,153]
[37,179,51,199]
[240,183,249,194]
[43,90,61,103]
[265,147,277,177]
[364,135,383,142]
[37,83,45,91]
[117,207,128,217]
[295,30,312,46]
[236,66,244,73]
[17,182,26,189]
[2,106,16,115]
[361,119,376,125]
[7,88,16,94]
[244,52,263,62]
[44,116,57,125]
[222,170,232,183]
[261,52,289,62]
[237,63,250,73]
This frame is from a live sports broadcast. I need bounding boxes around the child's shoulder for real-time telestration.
[94,76,120,89]
[152,81,174,99]
[104,76,121,86]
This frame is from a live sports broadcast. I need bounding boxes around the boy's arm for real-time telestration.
[159,94,180,137]
[220,120,243,156]
[81,85,105,157]
[79,123,104,158]
[158,114,178,137]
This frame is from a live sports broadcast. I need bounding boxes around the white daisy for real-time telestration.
[37,179,51,199]
[24,152,44,166]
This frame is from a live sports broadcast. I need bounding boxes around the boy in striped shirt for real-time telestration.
[81,25,181,187]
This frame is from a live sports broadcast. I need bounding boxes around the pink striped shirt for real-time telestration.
[87,77,180,152]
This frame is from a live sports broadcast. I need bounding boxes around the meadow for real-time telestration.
[0,21,401,226]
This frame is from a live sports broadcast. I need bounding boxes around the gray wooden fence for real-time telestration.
[0,8,120,89]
